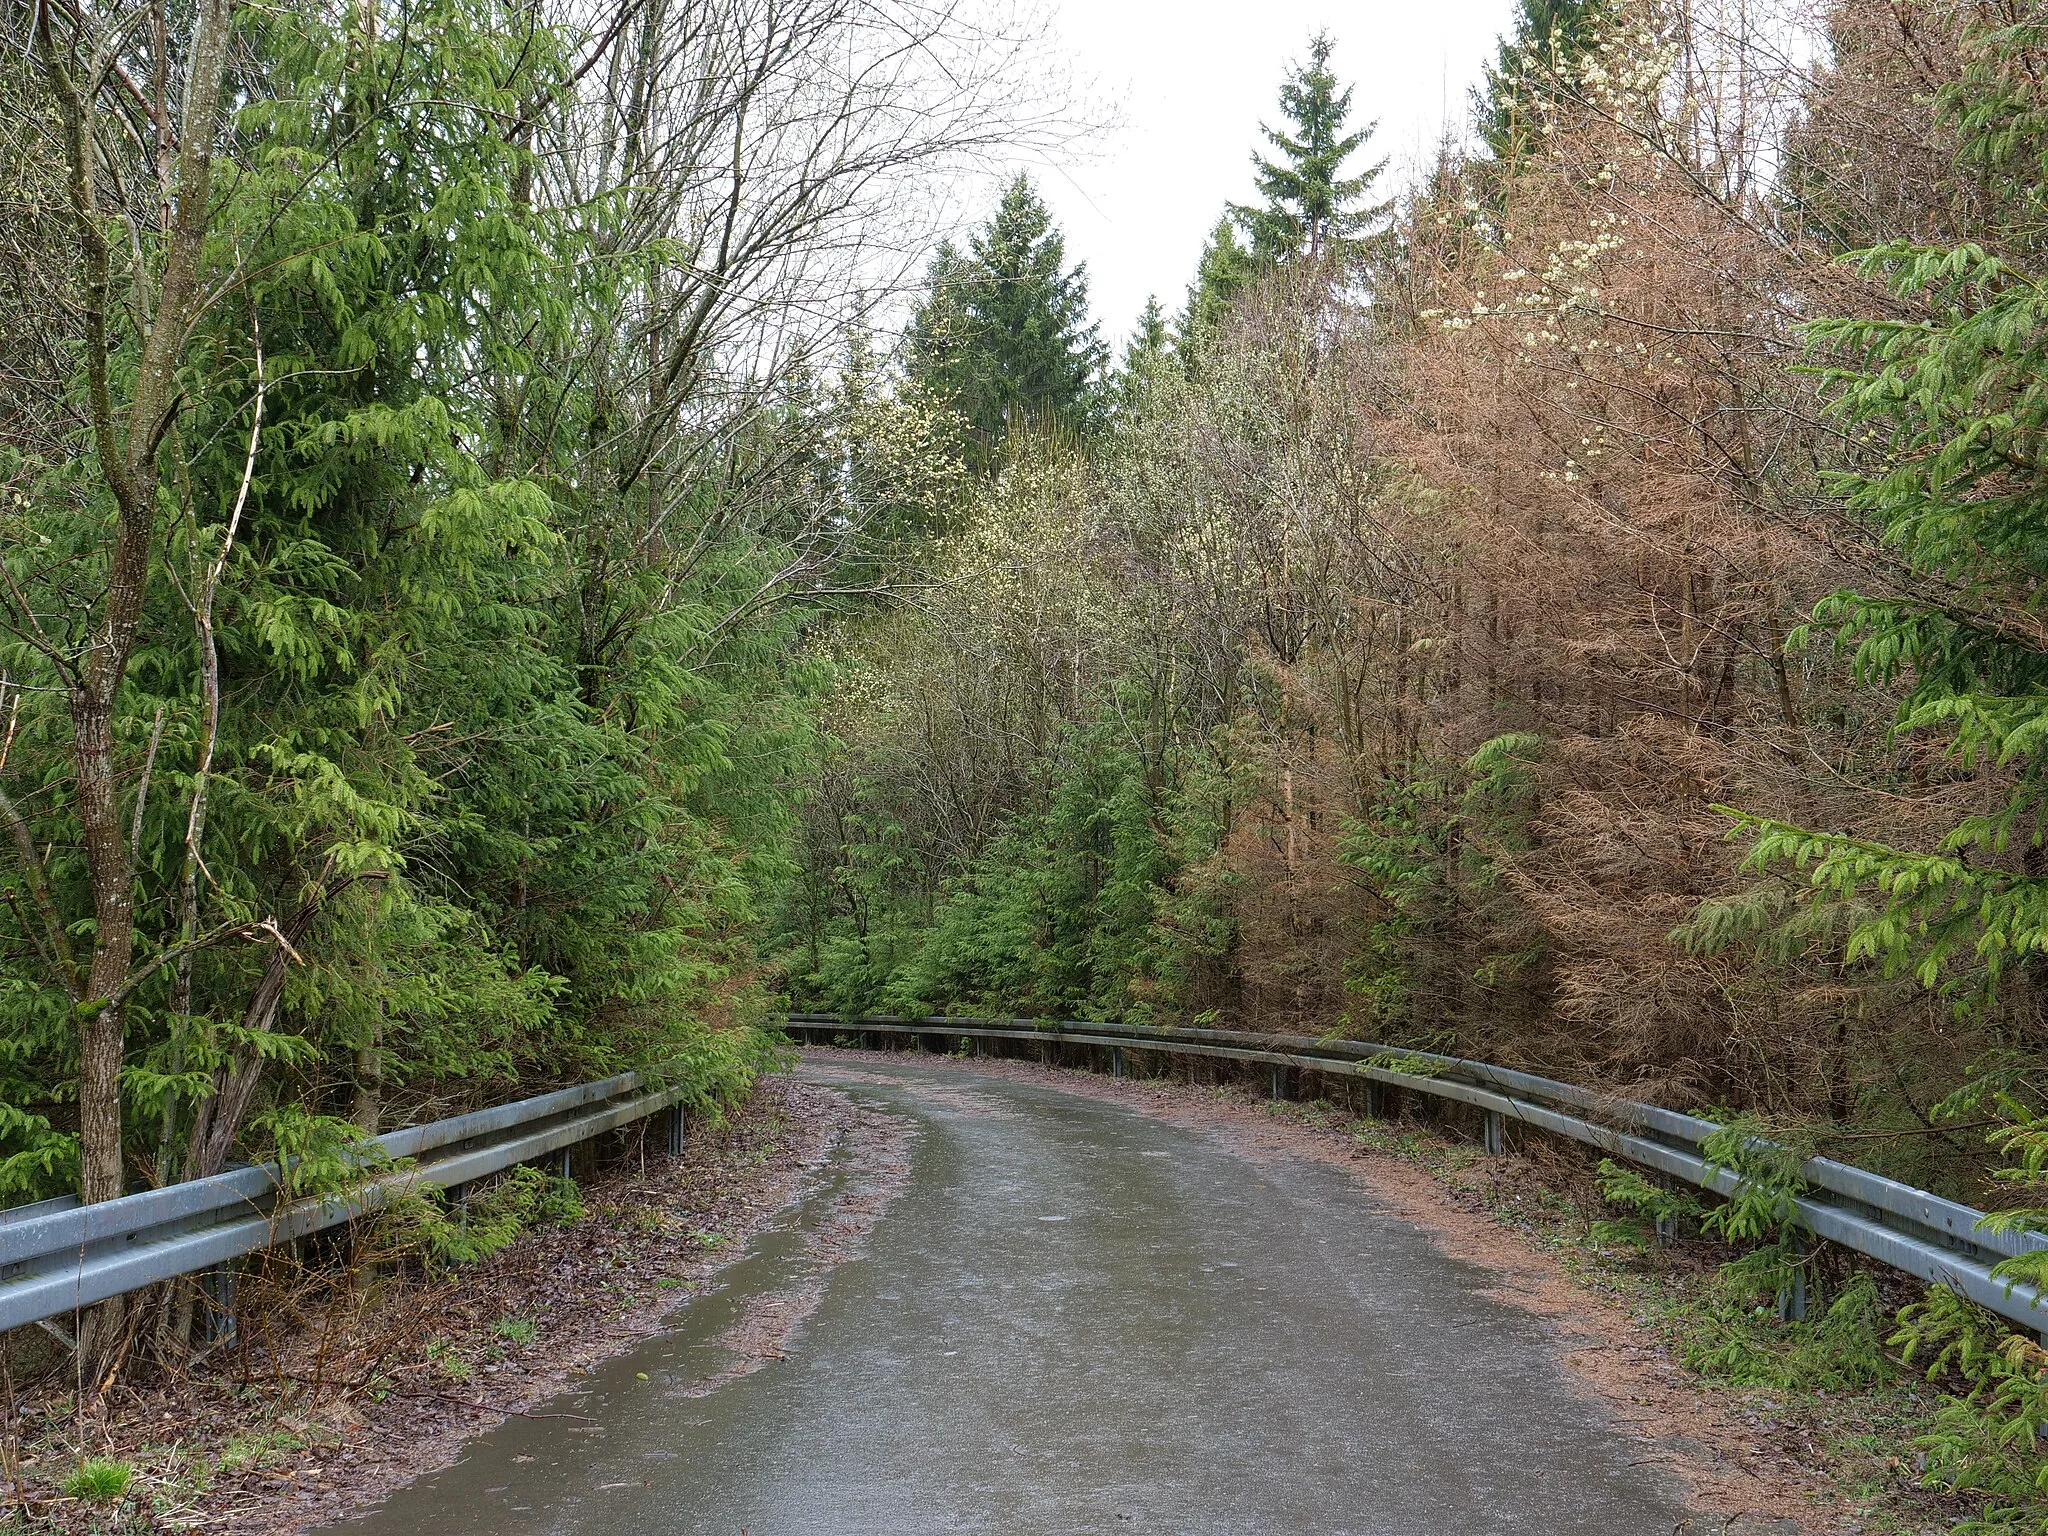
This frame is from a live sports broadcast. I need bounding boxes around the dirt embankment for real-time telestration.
[1,1076,894,1535]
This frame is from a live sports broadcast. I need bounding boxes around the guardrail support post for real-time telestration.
[665,1102,686,1157]
[1112,1046,1124,1080]
[1271,1065,1290,1101]
[1777,1233,1809,1321]
[1483,1109,1506,1157]
[201,1265,238,1347]
[1654,1174,1677,1246]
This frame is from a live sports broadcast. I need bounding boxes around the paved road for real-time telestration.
[332,1057,1702,1535]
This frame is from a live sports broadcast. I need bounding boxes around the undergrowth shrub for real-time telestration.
[1895,1286,2048,1533]
[61,1457,132,1502]
[1591,1159,1702,1254]
[385,1164,585,1271]
[1683,1272,1891,1391]
[1594,1133,1895,1392]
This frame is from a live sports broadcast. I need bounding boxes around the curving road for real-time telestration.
[330,1056,1706,1535]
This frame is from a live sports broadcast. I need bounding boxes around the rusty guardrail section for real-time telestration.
[788,1012,2048,1334]
[0,1067,692,1335]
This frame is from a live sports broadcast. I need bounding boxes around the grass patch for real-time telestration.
[60,1457,130,1502]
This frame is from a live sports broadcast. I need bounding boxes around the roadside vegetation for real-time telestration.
[0,0,1062,1387]
[770,3,2048,1529]
[16,0,2048,1529]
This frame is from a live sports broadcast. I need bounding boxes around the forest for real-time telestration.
[781,0,2048,1211]
[11,0,2048,1509]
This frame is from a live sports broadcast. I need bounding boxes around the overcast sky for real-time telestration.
[1015,1,1522,347]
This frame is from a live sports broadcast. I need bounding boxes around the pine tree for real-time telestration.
[1474,0,1610,159]
[906,175,1105,474]
[1229,32,1389,265]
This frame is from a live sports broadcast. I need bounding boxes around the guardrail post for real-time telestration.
[1777,1234,1809,1321]
[201,1265,237,1347]
[665,1102,686,1157]
[1112,1046,1124,1080]
[1483,1109,1506,1157]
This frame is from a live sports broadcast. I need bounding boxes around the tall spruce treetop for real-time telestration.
[1230,32,1389,264]
[907,175,1105,475]
[1474,0,1610,158]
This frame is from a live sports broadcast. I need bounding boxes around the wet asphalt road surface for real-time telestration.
[328,1056,1699,1535]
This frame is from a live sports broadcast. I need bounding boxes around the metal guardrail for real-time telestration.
[788,1012,2048,1334]
[0,1065,694,1335]
[10,1011,2037,1341]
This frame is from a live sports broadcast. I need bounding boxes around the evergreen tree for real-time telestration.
[906,175,1105,475]
[1178,217,1258,345]
[1229,32,1389,265]
[1126,296,1169,365]
[1112,297,1170,419]
[1474,0,1610,159]
[1737,21,2048,1012]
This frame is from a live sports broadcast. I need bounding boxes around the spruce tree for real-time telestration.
[1474,0,1610,159]
[1126,296,1169,364]
[906,175,1105,475]
[1229,32,1389,265]
[1178,217,1258,344]
[1112,297,1170,418]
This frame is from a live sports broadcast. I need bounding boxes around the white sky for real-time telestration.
[1016,1,1522,347]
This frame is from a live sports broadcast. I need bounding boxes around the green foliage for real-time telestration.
[1180,218,1260,344]
[1229,32,1389,265]
[391,1164,583,1272]
[1356,1051,1451,1080]
[875,726,1170,1019]
[1895,1286,2048,1531]
[0,0,816,1213]
[1591,1157,1702,1252]
[1597,1157,1891,1394]
[1684,1272,1892,1392]
[1734,14,2048,1010]
[61,1458,132,1503]
[906,176,1106,475]
[1595,1139,1894,1393]
[1696,1116,1818,1312]
[1338,733,1544,1035]
[1474,0,1613,159]
[246,1106,386,1200]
